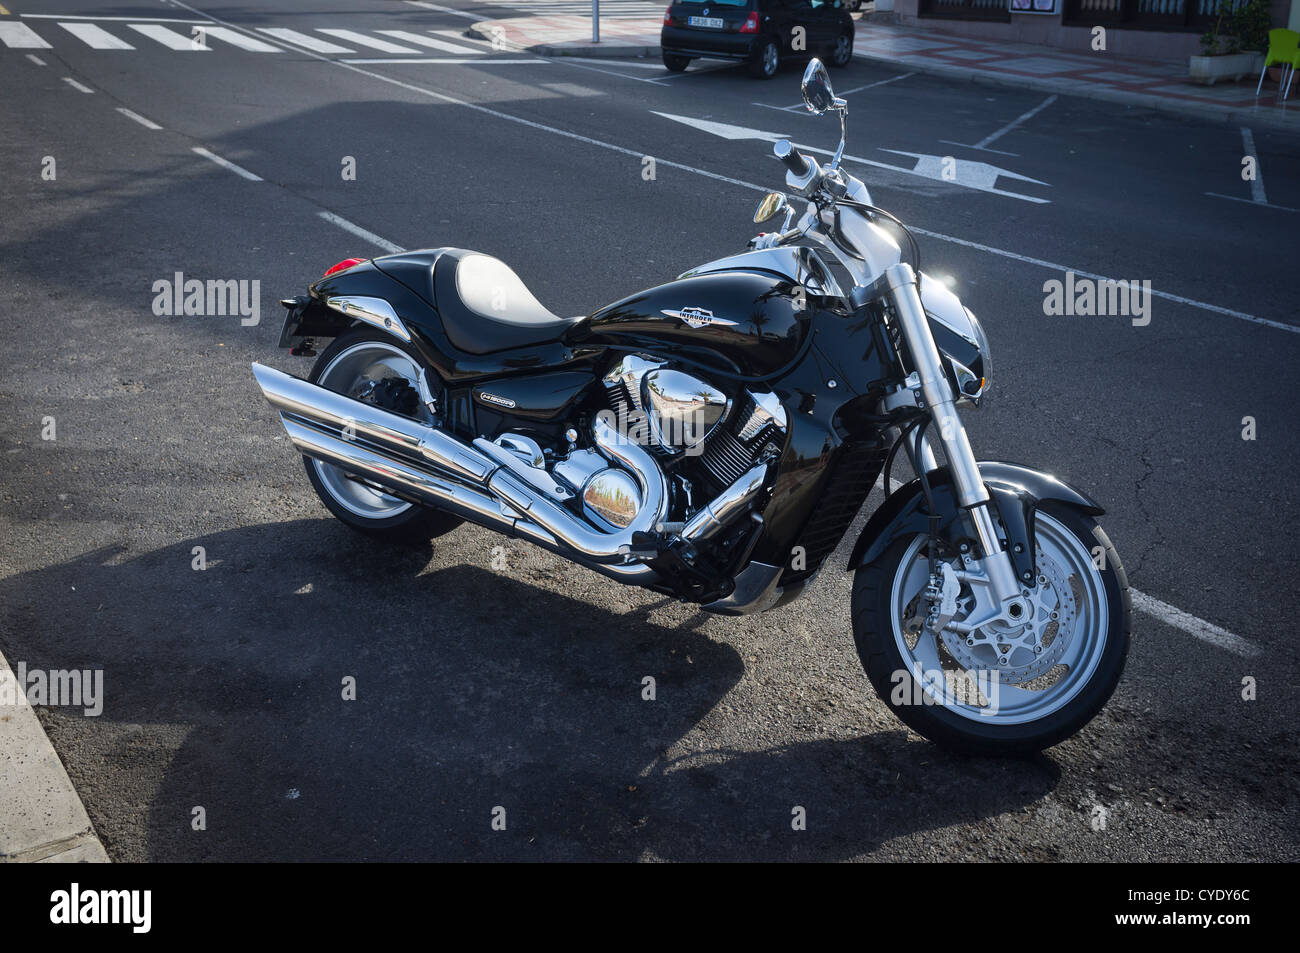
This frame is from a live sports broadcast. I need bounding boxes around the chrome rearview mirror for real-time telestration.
[753,191,788,224]
[800,58,849,172]
[801,59,840,116]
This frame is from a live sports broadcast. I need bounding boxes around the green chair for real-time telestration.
[1256,28,1299,98]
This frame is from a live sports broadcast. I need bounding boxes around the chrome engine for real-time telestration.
[251,354,784,601]
[599,356,787,499]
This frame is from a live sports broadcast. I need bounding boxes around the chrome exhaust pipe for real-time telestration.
[280,417,659,584]
[252,363,669,571]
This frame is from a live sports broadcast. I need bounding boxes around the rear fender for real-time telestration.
[846,462,1104,582]
[278,260,434,350]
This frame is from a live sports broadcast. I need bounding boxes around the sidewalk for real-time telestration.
[0,649,109,863]
[468,14,1300,132]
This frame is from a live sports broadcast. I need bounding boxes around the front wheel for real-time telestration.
[851,503,1130,755]
[301,329,463,543]
[829,31,853,68]
[749,38,780,79]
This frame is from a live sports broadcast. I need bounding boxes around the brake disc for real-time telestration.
[940,553,1077,684]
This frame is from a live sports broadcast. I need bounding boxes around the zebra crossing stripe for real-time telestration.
[128,24,209,50]
[258,28,354,54]
[202,26,281,52]
[375,30,483,54]
[58,23,135,50]
[431,29,499,50]
[316,29,419,54]
[0,22,52,49]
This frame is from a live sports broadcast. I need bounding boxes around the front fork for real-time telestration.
[876,263,1029,625]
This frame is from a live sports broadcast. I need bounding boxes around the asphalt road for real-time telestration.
[1,0,1296,861]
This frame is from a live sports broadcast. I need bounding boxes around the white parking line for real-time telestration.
[192,147,262,181]
[116,106,162,130]
[25,53,47,66]
[61,77,94,94]
[974,94,1057,150]
[908,226,1297,335]
[317,211,405,254]
[1130,591,1259,657]
[1204,191,1298,213]
[776,71,916,109]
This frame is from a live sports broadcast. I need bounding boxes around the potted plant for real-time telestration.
[1189,0,1268,86]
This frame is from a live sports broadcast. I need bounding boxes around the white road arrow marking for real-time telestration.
[652,111,1051,204]
[650,112,788,142]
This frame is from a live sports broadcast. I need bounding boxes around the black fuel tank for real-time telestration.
[572,270,805,377]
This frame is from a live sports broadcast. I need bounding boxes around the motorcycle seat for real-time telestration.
[434,249,583,354]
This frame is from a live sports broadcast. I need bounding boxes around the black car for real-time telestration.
[661,0,854,79]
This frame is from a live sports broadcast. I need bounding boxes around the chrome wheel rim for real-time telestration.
[834,35,851,63]
[888,511,1108,726]
[311,341,427,520]
[762,43,778,74]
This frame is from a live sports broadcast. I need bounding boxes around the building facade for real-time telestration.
[883,0,1295,60]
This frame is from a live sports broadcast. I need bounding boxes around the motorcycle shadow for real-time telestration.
[0,520,1059,861]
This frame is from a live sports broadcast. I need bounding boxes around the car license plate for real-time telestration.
[687,16,725,28]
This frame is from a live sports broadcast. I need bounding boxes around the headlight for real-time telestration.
[963,306,990,397]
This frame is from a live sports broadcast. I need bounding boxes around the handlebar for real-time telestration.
[773,139,810,178]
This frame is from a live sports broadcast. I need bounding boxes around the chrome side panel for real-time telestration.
[678,247,845,299]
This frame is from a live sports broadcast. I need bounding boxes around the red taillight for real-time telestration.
[323,257,365,277]
[739,11,759,32]
[663,5,673,24]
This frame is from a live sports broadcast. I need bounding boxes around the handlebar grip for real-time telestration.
[773,139,810,177]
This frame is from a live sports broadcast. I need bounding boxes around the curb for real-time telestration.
[468,22,654,59]
[0,649,109,864]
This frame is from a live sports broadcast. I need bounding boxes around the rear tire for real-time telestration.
[302,328,464,543]
[851,503,1130,755]
[749,37,780,79]
[662,52,691,72]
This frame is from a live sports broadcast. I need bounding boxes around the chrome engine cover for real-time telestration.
[582,469,642,531]
[640,368,730,456]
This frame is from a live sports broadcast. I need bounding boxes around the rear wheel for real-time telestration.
[662,51,691,72]
[851,504,1130,755]
[302,329,463,542]
[749,37,780,79]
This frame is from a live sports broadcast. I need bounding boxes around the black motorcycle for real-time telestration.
[253,60,1129,754]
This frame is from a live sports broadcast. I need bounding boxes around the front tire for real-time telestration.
[829,31,853,67]
[851,503,1130,755]
[301,329,463,543]
[749,37,780,79]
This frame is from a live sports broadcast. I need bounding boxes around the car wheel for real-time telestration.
[830,31,853,67]
[662,51,691,72]
[749,37,779,79]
